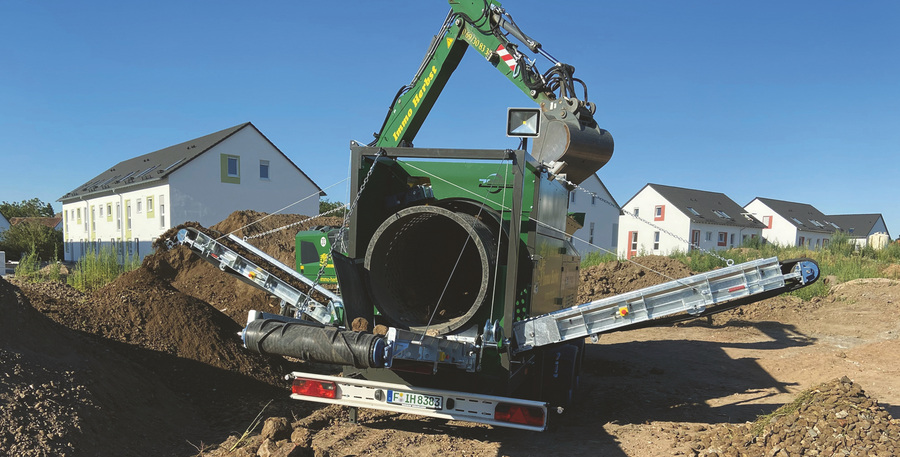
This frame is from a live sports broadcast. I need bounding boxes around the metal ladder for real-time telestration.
[512,257,819,352]
[173,227,343,325]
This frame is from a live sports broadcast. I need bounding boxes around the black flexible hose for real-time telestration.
[243,319,385,369]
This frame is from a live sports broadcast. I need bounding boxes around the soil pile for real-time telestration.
[2,210,339,455]
[578,255,694,303]
[207,209,342,267]
[27,266,295,385]
[0,277,199,457]
[680,377,899,456]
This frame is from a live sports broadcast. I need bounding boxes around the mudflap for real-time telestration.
[332,251,374,327]
[540,339,585,415]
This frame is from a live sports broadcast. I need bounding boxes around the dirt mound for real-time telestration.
[74,266,295,383]
[209,209,342,267]
[882,264,900,279]
[0,277,199,456]
[681,377,899,456]
[578,255,694,303]
[2,210,343,455]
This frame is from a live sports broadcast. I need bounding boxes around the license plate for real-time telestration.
[386,390,443,410]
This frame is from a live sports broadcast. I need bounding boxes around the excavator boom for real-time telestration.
[374,0,613,184]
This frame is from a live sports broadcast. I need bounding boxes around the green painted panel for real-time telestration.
[220,154,240,184]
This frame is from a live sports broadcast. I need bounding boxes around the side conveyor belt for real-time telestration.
[512,257,819,352]
[173,227,343,325]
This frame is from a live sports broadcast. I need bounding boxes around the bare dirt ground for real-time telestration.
[2,211,898,456]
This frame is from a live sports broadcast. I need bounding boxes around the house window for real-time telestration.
[159,196,166,229]
[77,208,82,225]
[589,222,595,245]
[260,160,270,180]
[570,192,575,203]
[730,233,735,247]
[116,203,121,230]
[798,236,805,246]
[99,205,104,218]
[107,203,113,222]
[126,202,132,230]
[653,231,660,250]
[792,217,805,226]
[654,205,665,221]
[823,238,829,247]
[591,195,596,205]
[762,216,772,229]
[713,210,731,219]
[136,199,142,214]
[91,207,96,232]
[221,154,241,184]
[630,232,638,251]
[146,196,155,219]
[706,231,712,241]
[687,207,700,216]
[718,232,727,247]
[634,208,639,218]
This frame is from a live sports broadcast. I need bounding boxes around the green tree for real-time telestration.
[319,198,346,216]
[0,198,56,218]
[0,221,63,261]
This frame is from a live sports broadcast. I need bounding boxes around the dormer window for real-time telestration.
[712,210,731,219]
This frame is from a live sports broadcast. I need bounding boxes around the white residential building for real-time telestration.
[58,122,322,263]
[618,184,764,259]
[822,214,890,248]
[567,174,621,255]
[744,198,833,249]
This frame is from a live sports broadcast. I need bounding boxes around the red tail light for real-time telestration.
[292,378,337,399]
[494,402,545,427]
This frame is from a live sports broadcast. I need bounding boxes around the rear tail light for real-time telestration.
[494,402,545,427]
[292,377,337,399]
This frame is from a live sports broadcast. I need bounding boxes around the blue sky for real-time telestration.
[2,1,898,237]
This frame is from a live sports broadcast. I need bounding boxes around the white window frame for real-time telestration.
[159,195,166,229]
[227,156,239,177]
